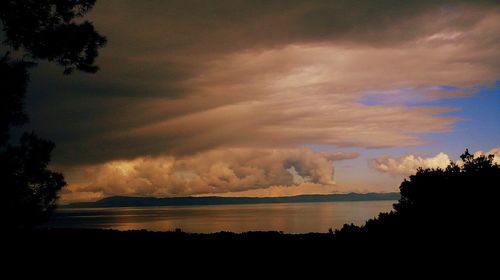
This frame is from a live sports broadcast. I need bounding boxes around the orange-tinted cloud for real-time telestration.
[61,148,351,202]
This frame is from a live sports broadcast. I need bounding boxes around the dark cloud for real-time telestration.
[15,1,499,200]
[91,0,496,53]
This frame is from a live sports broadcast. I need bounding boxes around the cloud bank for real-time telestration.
[62,148,348,201]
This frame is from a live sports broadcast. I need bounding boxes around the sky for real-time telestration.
[18,0,500,202]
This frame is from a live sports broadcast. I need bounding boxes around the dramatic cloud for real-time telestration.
[18,1,499,200]
[371,148,500,176]
[25,0,499,166]
[61,148,348,202]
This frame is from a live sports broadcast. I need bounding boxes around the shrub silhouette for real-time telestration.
[1,0,105,230]
[336,149,500,243]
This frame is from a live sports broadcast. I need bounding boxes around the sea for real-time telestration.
[46,200,395,233]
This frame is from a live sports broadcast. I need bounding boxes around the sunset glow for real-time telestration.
[13,0,498,202]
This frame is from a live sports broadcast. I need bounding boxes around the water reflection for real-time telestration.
[47,201,395,233]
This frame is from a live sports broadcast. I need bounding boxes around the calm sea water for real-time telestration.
[47,201,395,233]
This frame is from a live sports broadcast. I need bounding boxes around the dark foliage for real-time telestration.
[0,55,33,145]
[1,133,66,230]
[0,0,106,74]
[1,0,105,230]
[335,149,500,245]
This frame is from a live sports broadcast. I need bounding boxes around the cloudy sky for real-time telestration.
[20,0,500,202]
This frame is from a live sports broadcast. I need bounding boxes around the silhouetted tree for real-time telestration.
[1,133,66,230]
[0,0,106,74]
[0,55,32,145]
[1,0,105,230]
[336,150,500,244]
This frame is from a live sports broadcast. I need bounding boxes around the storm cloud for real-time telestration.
[18,1,500,200]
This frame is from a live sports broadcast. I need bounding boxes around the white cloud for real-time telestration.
[371,148,500,176]
[370,152,451,176]
[468,148,500,165]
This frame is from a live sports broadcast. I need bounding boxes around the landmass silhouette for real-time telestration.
[64,192,400,208]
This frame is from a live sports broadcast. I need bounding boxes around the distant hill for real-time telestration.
[65,193,400,208]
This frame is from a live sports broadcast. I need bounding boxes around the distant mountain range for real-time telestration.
[65,192,400,208]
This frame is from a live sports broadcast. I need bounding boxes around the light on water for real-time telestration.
[47,201,395,233]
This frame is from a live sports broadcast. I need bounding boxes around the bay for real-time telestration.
[47,200,395,233]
